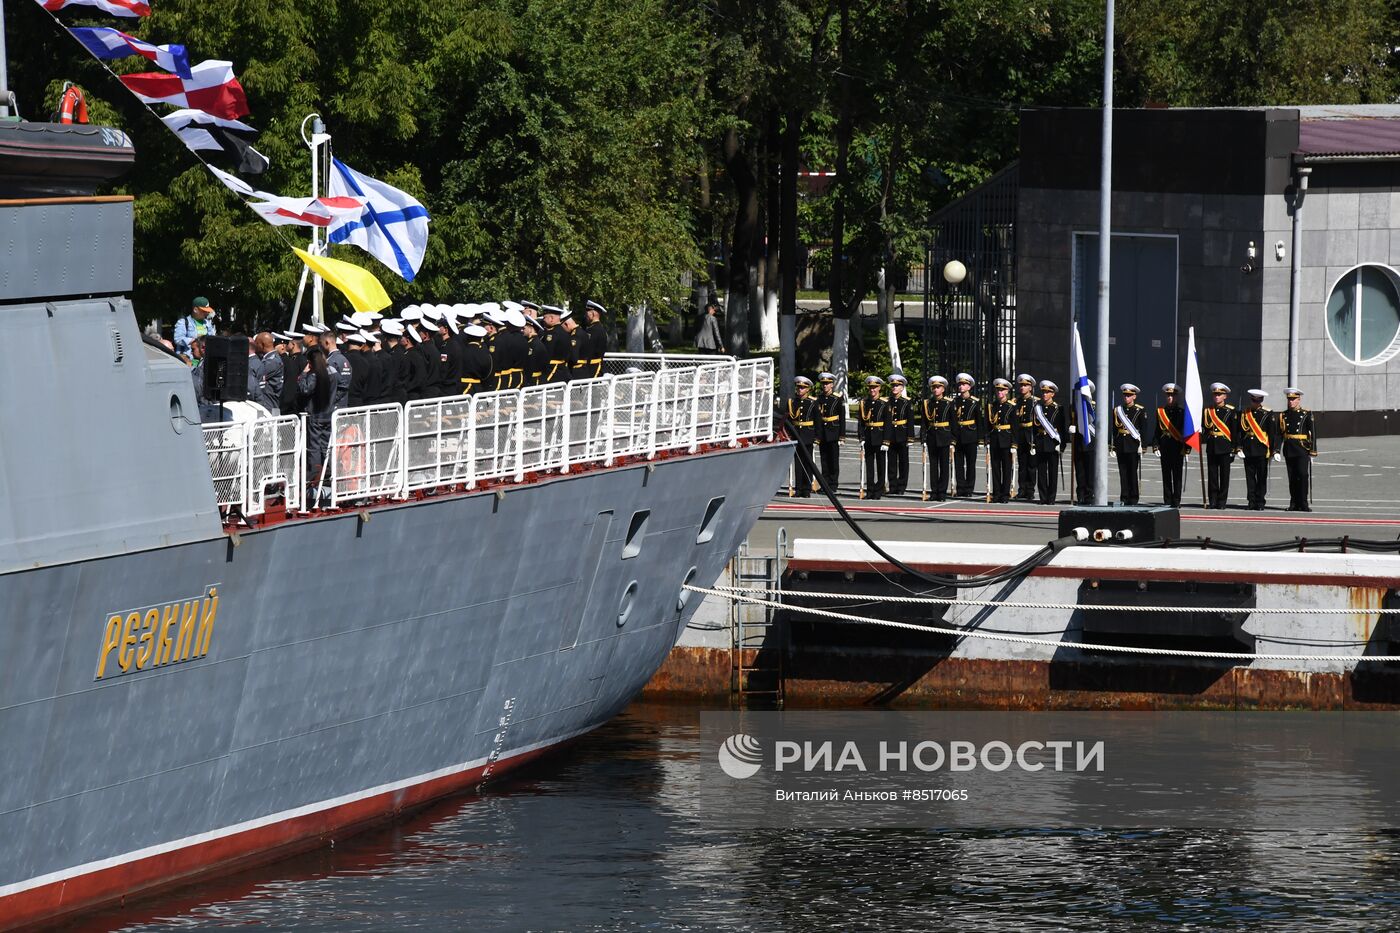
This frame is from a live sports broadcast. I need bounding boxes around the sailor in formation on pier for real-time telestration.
[1204,382,1237,508]
[885,374,914,495]
[1112,383,1147,506]
[1280,387,1317,511]
[921,375,953,501]
[859,375,890,499]
[1031,380,1067,505]
[815,372,845,489]
[1153,383,1187,508]
[986,377,1015,503]
[1013,374,1037,502]
[785,376,818,497]
[1237,388,1279,510]
[951,374,984,497]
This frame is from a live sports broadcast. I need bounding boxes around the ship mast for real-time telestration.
[290,112,331,327]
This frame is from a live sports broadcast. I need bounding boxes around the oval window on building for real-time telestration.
[1325,264,1400,365]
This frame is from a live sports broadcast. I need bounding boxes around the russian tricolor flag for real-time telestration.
[70,27,191,79]
[1182,326,1205,450]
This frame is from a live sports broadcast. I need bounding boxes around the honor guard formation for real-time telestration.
[781,371,1319,510]
[182,298,610,497]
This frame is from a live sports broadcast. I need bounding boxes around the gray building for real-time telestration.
[1016,105,1400,435]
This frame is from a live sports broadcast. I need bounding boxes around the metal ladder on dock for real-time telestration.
[729,528,787,708]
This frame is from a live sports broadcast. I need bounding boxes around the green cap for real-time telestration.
[192,296,211,308]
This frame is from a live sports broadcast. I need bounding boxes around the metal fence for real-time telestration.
[921,162,1018,383]
[205,357,775,513]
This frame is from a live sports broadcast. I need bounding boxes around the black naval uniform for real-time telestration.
[1112,401,1148,505]
[584,319,608,378]
[459,336,493,395]
[1279,406,1317,511]
[1237,404,1279,510]
[921,395,954,500]
[1153,402,1187,508]
[859,395,890,499]
[1071,401,1096,506]
[951,393,984,497]
[786,393,818,497]
[815,390,845,488]
[1013,389,1036,501]
[1032,399,1068,505]
[1204,402,1237,508]
[986,396,1016,503]
[566,327,591,381]
[541,324,574,384]
[886,392,914,495]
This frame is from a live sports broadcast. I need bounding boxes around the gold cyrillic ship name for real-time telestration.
[95,586,220,680]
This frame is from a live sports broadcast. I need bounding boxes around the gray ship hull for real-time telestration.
[0,440,792,927]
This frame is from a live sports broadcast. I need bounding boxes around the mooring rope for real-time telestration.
[707,584,1399,615]
[682,583,1400,663]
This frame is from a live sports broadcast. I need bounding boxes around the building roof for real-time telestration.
[1298,118,1400,159]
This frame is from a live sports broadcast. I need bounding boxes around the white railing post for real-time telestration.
[561,385,573,473]
[733,357,744,445]
[646,372,660,459]
[688,370,702,453]
[514,392,526,482]
[604,377,618,466]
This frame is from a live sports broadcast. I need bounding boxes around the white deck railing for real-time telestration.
[204,357,773,514]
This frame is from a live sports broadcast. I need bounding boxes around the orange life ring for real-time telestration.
[57,84,89,125]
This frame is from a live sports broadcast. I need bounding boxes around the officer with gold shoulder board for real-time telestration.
[986,377,1016,503]
[1013,373,1037,501]
[1153,383,1187,508]
[1204,382,1238,508]
[1237,389,1279,510]
[1031,380,1068,505]
[886,373,914,495]
[921,375,954,500]
[1279,387,1317,511]
[786,376,818,497]
[859,375,890,499]
[1112,383,1147,505]
[814,372,845,490]
[951,373,984,497]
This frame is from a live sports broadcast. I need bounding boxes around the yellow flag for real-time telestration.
[293,248,391,313]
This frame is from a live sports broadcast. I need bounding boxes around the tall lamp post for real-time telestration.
[942,260,967,378]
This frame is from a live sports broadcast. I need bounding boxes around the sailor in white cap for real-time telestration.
[1280,387,1316,511]
[921,375,954,500]
[1238,388,1276,509]
[581,301,608,378]
[984,377,1015,502]
[1203,382,1237,508]
[950,372,983,497]
[815,372,844,489]
[431,309,464,397]
[491,307,529,390]
[885,374,913,495]
[1112,383,1148,505]
[1013,374,1038,501]
[1031,380,1067,504]
[858,375,889,499]
[297,323,353,502]
[345,331,374,407]
[403,314,438,401]
[458,321,492,394]
[1152,382,1187,508]
[537,305,571,384]
[561,306,586,381]
[785,376,819,497]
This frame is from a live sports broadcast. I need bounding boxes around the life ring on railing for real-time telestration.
[335,422,365,494]
[56,82,89,125]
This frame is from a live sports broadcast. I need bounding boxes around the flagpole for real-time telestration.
[298,113,329,325]
[1093,0,1114,506]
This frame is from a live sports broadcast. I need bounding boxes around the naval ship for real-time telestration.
[0,115,791,925]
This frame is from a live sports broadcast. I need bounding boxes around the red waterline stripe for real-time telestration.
[0,741,565,931]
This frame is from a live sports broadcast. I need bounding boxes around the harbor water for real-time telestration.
[67,702,1400,931]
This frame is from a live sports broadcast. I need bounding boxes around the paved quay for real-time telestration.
[753,434,1400,548]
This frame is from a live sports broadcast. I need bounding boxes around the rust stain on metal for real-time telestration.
[1348,586,1385,641]
[644,646,1400,711]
